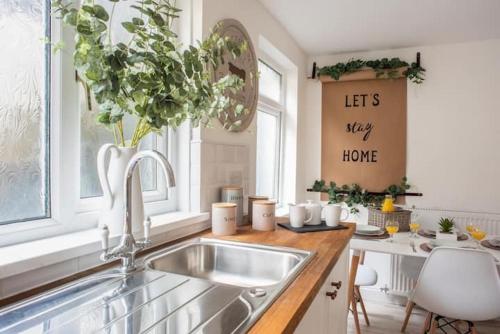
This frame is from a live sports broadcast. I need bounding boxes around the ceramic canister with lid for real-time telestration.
[252,200,276,231]
[211,202,237,236]
[221,186,244,226]
[248,195,268,223]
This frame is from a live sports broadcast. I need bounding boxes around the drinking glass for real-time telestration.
[466,222,477,235]
[386,220,399,243]
[409,213,420,238]
[471,229,487,246]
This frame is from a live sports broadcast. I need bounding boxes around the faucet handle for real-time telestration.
[100,225,110,251]
[144,217,151,242]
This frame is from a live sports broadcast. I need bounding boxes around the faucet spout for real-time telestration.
[123,150,175,235]
[100,150,176,273]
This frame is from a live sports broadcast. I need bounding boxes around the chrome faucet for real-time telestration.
[100,150,176,273]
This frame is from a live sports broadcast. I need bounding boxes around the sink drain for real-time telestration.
[248,288,266,298]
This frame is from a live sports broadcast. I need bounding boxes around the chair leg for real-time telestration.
[429,317,438,334]
[355,286,370,326]
[421,312,432,334]
[401,301,415,332]
[351,297,361,334]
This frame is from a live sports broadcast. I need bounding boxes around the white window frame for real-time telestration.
[256,58,286,206]
[0,3,178,246]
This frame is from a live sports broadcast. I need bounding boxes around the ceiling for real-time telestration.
[257,0,500,55]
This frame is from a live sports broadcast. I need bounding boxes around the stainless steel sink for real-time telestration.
[144,238,308,287]
[0,238,313,334]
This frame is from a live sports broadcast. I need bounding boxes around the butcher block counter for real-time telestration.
[204,221,355,334]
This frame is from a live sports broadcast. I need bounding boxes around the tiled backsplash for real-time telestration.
[200,142,252,212]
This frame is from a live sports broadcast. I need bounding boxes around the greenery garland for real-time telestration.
[317,58,425,84]
[311,177,412,213]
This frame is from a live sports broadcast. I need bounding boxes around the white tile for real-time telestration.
[204,143,216,163]
[216,165,227,184]
[228,169,243,185]
[216,145,235,163]
[200,162,217,187]
[235,145,249,164]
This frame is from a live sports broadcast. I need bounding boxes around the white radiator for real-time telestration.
[389,208,500,296]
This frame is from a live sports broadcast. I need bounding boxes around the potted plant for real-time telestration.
[437,217,456,240]
[52,0,247,234]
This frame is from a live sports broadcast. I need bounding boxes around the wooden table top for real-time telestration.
[203,220,355,334]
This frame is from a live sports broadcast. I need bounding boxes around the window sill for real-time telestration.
[0,211,209,281]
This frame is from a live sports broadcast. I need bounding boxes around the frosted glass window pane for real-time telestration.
[79,0,158,199]
[0,0,50,224]
[258,60,282,103]
[256,111,279,199]
[80,102,158,198]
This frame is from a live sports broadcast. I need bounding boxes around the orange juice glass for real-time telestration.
[471,229,486,243]
[385,220,399,242]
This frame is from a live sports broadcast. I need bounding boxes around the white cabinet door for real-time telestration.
[295,244,349,334]
[326,245,349,333]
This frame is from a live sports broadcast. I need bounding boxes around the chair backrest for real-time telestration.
[412,247,500,321]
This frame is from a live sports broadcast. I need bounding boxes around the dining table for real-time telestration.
[347,230,500,334]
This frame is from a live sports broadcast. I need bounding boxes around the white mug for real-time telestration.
[289,204,312,228]
[323,204,349,227]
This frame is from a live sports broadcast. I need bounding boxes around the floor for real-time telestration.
[347,292,500,334]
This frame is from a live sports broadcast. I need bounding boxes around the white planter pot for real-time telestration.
[436,231,457,241]
[97,144,144,236]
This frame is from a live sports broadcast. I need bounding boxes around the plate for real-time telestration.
[488,239,500,247]
[356,225,382,234]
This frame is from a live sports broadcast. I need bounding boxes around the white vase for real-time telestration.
[97,144,144,236]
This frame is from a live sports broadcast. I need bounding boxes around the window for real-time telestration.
[0,0,176,232]
[0,0,50,225]
[256,60,284,201]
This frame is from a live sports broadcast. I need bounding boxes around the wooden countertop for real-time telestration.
[204,220,355,334]
[0,219,354,333]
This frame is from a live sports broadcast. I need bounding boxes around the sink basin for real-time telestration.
[144,238,309,287]
[0,238,313,334]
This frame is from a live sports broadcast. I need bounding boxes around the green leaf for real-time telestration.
[63,9,78,26]
[76,21,92,35]
[121,22,137,33]
[132,17,145,26]
[93,5,109,21]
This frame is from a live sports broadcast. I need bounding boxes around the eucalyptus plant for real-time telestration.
[52,0,246,147]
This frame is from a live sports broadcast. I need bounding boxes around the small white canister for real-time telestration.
[221,186,244,226]
[252,200,276,231]
[248,195,268,223]
[212,203,237,236]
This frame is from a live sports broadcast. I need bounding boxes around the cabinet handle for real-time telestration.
[326,290,338,300]
[331,281,342,289]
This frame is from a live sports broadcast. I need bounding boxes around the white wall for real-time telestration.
[195,0,308,211]
[299,39,500,215]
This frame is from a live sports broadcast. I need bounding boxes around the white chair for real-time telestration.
[351,251,378,331]
[401,247,500,333]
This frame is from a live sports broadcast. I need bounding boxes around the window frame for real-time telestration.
[256,58,286,205]
[0,3,178,245]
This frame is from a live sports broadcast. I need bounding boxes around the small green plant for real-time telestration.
[438,218,455,233]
